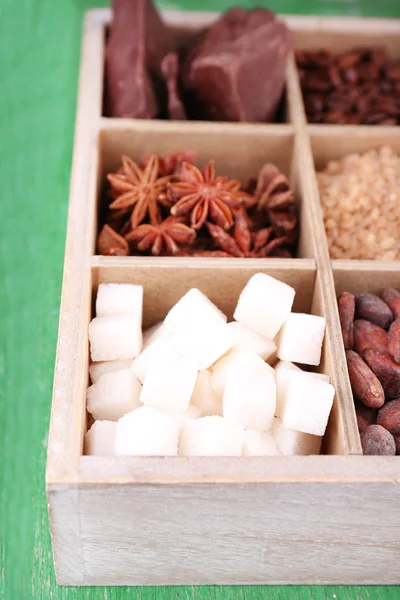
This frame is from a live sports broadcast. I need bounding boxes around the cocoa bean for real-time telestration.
[363,348,400,399]
[356,95,370,114]
[393,433,400,455]
[303,73,332,92]
[377,399,400,435]
[361,424,396,455]
[364,112,390,125]
[328,66,342,87]
[346,350,385,409]
[388,319,400,363]
[325,109,347,124]
[354,319,388,356]
[338,291,355,349]
[345,113,362,125]
[387,62,400,81]
[337,51,362,69]
[355,292,393,329]
[304,93,324,114]
[381,288,400,320]
[355,400,378,434]
[341,67,359,83]
[358,63,380,81]
[376,117,397,125]
[369,47,389,67]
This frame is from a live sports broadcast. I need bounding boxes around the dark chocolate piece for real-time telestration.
[161,53,187,120]
[182,8,292,123]
[106,0,175,118]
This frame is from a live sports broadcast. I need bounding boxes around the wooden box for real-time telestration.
[46,9,400,586]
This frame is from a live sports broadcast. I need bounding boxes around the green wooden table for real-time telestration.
[1,0,400,597]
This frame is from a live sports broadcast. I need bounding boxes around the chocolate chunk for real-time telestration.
[161,53,187,120]
[182,8,292,122]
[106,0,175,118]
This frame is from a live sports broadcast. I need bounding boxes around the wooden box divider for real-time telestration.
[47,9,400,586]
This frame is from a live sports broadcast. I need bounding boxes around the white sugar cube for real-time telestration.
[190,370,222,416]
[96,283,143,320]
[227,322,276,361]
[89,358,133,384]
[115,406,179,456]
[179,416,244,456]
[211,349,274,400]
[131,338,171,384]
[169,319,233,371]
[164,288,226,334]
[223,352,276,431]
[272,418,322,456]
[275,360,330,417]
[234,273,295,339]
[174,403,202,433]
[89,315,142,361]
[242,430,281,456]
[140,348,198,413]
[281,371,335,436]
[277,313,326,366]
[275,360,302,417]
[311,372,330,383]
[87,368,142,421]
[84,420,117,456]
[142,322,168,349]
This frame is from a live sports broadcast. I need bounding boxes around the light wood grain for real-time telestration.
[46,9,400,586]
[74,476,400,585]
[46,10,104,484]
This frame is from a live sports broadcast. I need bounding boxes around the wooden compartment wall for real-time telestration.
[47,9,400,586]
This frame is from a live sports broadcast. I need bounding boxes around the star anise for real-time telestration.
[168,160,248,230]
[125,216,196,256]
[107,154,172,229]
[254,163,298,245]
[97,224,129,256]
[206,207,291,258]
[141,151,196,177]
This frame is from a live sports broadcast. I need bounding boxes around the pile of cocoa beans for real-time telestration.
[338,288,400,455]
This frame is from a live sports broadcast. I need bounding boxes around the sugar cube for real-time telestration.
[277,313,326,366]
[275,360,330,418]
[84,420,117,456]
[190,370,222,416]
[89,315,142,361]
[311,372,330,383]
[223,352,276,430]
[242,430,281,456]
[87,368,142,421]
[211,349,274,399]
[115,406,180,456]
[227,322,276,361]
[169,319,233,371]
[179,416,244,456]
[174,403,202,433]
[96,283,143,320]
[89,358,133,384]
[131,338,171,384]
[234,273,295,339]
[142,322,168,349]
[140,348,198,413]
[272,418,322,455]
[164,288,226,334]
[281,371,335,436]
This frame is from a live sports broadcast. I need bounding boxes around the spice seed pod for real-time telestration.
[355,293,393,330]
[338,292,355,349]
[346,349,385,409]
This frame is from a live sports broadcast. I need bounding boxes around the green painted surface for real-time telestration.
[0,0,399,597]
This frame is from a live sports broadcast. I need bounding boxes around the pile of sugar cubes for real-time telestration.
[85,273,335,457]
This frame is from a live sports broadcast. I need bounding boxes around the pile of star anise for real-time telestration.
[97,152,298,258]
